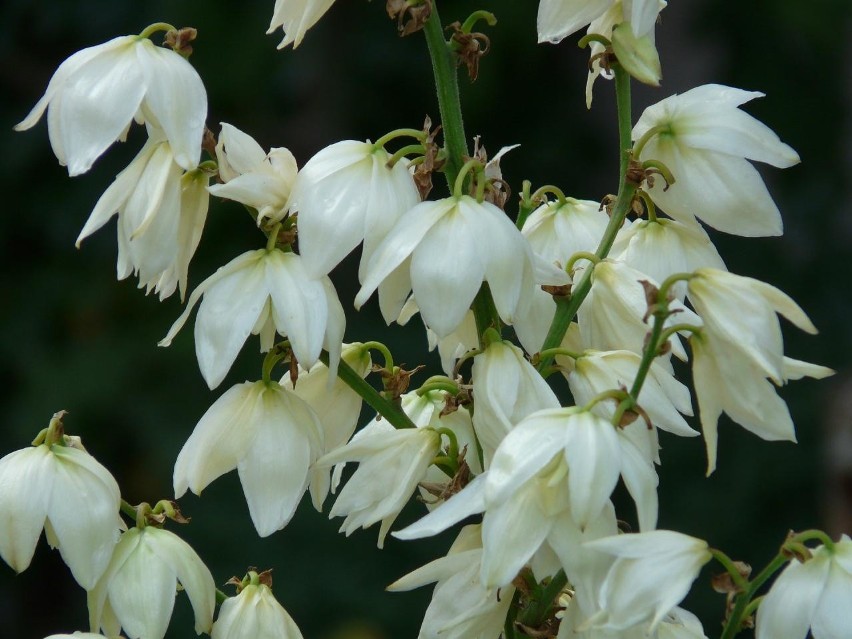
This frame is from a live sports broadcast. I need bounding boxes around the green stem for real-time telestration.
[626,305,667,400]
[520,569,568,627]
[710,549,750,591]
[720,553,790,639]
[417,378,460,396]
[139,22,177,39]
[373,128,427,148]
[537,347,582,361]
[215,589,229,605]
[385,143,426,167]
[515,180,535,230]
[472,284,501,346]
[320,352,416,430]
[362,341,394,371]
[504,588,522,639]
[460,10,497,34]
[120,499,138,521]
[536,66,634,372]
[790,528,836,552]
[423,2,468,187]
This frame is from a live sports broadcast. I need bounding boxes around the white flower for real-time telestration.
[15,34,206,175]
[470,338,559,466]
[317,421,441,548]
[88,526,215,639]
[208,123,298,225]
[173,380,323,537]
[76,131,211,301]
[537,0,663,44]
[0,428,120,590]
[521,197,610,268]
[397,303,479,376]
[159,248,345,389]
[268,0,337,48]
[756,535,852,639]
[691,332,833,475]
[356,195,537,339]
[687,268,817,383]
[611,218,725,300]
[290,139,420,280]
[387,525,515,639]
[212,580,304,639]
[280,342,372,509]
[44,633,114,639]
[584,530,711,632]
[632,84,800,236]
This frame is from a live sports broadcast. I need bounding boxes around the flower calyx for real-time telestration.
[227,568,274,594]
[163,26,198,58]
[386,0,433,37]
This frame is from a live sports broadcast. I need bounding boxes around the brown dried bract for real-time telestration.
[541,283,572,298]
[386,0,433,37]
[164,27,197,57]
[446,22,491,81]
[412,115,445,200]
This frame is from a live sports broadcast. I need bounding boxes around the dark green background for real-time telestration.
[1,1,850,637]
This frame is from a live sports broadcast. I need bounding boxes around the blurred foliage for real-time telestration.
[0,1,850,637]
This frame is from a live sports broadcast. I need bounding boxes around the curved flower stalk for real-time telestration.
[632,84,800,236]
[387,525,515,639]
[317,417,441,548]
[173,380,323,536]
[279,342,372,509]
[290,139,420,280]
[15,33,207,175]
[0,427,121,590]
[268,0,336,49]
[212,577,305,639]
[208,123,298,225]
[537,0,663,44]
[756,535,852,639]
[583,530,711,633]
[76,129,211,300]
[88,526,215,639]
[356,195,543,338]
[611,217,726,301]
[471,338,560,465]
[159,248,345,389]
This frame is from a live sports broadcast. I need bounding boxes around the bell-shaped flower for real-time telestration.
[268,0,336,48]
[568,349,697,440]
[317,419,442,548]
[537,0,663,44]
[159,248,345,389]
[15,33,206,175]
[77,129,211,301]
[387,525,514,639]
[521,197,610,268]
[173,380,323,536]
[611,218,725,301]
[88,526,215,639]
[471,338,559,465]
[687,268,817,383]
[290,139,420,279]
[583,530,711,632]
[756,535,852,639]
[356,195,538,339]
[577,260,697,363]
[44,633,115,639]
[212,577,304,639]
[207,123,298,225]
[691,331,833,475]
[558,605,708,639]
[0,428,121,590]
[632,84,800,236]
[279,342,372,509]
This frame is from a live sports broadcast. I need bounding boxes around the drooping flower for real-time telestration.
[268,0,337,49]
[76,129,211,300]
[88,526,215,639]
[584,530,711,632]
[290,139,420,281]
[159,248,345,389]
[207,123,298,225]
[521,197,611,268]
[537,0,663,45]
[632,84,800,236]
[173,380,323,536]
[317,418,442,548]
[387,525,515,639]
[0,418,121,590]
[15,33,207,175]
[356,195,539,339]
[756,535,852,639]
[212,575,305,639]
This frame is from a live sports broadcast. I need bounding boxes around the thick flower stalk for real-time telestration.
[632,84,800,236]
[173,380,323,536]
[0,417,121,590]
[159,248,345,389]
[88,526,215,639]
[76,129,211,300]
[15,31,207,175]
